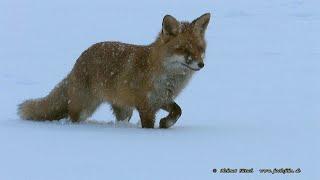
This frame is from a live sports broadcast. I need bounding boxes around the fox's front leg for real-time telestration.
[159,102,182,128]
[137,106,156,128]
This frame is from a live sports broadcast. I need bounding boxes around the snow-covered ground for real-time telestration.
[0,0,319,179]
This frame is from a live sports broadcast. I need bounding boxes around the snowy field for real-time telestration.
[0,0,319,179]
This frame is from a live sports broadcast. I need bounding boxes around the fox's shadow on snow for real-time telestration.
[35,119,141,129]
[14,118,257,136]
[14,118,213,133]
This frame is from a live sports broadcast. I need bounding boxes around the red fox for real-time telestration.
[18,13,211,128]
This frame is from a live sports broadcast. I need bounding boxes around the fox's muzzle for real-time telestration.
[182,60,204,71]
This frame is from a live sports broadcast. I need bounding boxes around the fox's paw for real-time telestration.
[159,118,177,129]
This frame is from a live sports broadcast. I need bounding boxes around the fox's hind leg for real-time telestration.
[67,86,101,122]
[68,97,101,122]
[111,105,133,122]
[159,101,182,128]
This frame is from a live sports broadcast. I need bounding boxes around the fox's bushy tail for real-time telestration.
[18,78,69,121]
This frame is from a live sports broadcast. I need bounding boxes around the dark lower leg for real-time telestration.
[68,101,83,123]
[159,102,182,128]
[138,109,155,128]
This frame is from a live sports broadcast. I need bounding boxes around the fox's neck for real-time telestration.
[147,34,170,65]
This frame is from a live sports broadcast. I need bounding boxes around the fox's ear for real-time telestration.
[162,15,180,36]
[192,13,211,34]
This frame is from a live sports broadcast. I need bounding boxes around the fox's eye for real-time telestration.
[174,47,185,54]
[184,49,191,56]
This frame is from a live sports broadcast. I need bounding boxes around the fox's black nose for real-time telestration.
[198,62,204,68]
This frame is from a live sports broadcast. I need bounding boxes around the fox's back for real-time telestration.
[76,41,149,73]
[70,42,153,105]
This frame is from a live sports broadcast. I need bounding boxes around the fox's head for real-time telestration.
[159,13,211,71]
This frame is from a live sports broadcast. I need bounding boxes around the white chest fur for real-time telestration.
[148,55,194,106]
